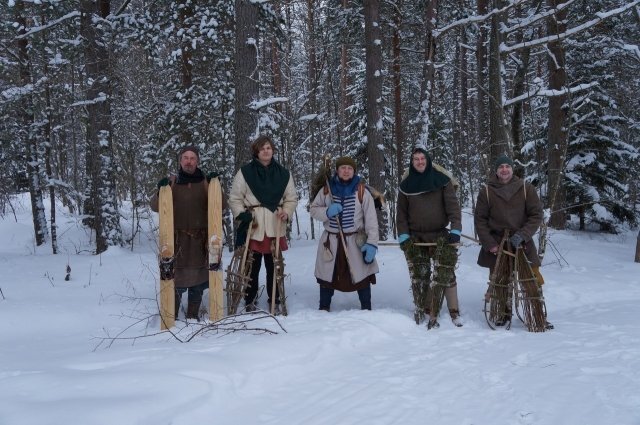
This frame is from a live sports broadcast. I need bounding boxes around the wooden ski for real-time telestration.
[158,185,175,330]
[208,177,224,321]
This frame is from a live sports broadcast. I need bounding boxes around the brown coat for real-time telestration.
[150,178,208,288]
[396,181,462,243]
[474,175,543,268]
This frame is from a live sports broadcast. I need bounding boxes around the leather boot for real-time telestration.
[186,301,201,321]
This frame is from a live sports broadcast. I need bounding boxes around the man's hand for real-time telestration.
[361,243,377,264]
[276,208,289,221]
[157,177,169,189]
[236,211,253,225]
[326,203,343,218]
[509,233,524,249]
[206,171,220,182]
[398,234,413,252]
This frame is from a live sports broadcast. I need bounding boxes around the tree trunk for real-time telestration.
[179,0,194,146]
[476,0,489,172]
[339,0,351,154]
[363,0,388,239]
[307,0,319,240]
[392,0,404,185]
[234,0,260,169]
[15,2,48,247]
[80,0,122,254]
[488,0,510,162]
[416,0,437,146]
[546,0,568,229]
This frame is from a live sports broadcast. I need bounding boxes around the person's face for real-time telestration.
[257,142,274,165]
[337,165,354,181]
[412,152,428,173]
[496,164,513,183]
[180,151,199,174]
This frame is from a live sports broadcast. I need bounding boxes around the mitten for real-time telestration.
[326,203,343,218]
[447,231,461,244]
[361,243,377,264]
[206,171,221,182]
[509,233,524,249]
[236,211,253,225]
[157,177,169,189]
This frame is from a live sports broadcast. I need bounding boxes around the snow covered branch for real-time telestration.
[501,0,577,34]
[15,11,80,40]
[504,82,598,107]
[433,0,527,39]
[501,1,640,54]
[248,97,289,110]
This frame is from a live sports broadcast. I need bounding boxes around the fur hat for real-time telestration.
[336,156,357,170]
[494,154,513,171]
[179,145,200,159]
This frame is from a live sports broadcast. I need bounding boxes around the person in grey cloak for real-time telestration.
[310,157,379,311]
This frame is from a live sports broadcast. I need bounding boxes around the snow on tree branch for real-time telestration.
[249,97,288,110]
[504,82,598,107]
[501,1,640,54]
[433,0,527,39]
[501,0,577,35]
[15,11,80,40]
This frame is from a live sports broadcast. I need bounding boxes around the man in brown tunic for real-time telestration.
[474,154,552,328]
[396,147,463,329]
[151,146,217,320]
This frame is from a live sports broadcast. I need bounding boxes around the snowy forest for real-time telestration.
[1,0,639,255]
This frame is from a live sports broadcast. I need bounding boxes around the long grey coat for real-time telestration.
[310,187,379,284]
[474,175,543,268]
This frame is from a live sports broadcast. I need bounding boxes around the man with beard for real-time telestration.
[474,154,552,329]
[396,147,463,329]
[151,145,219,320]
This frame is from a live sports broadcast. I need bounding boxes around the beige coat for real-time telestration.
[310,187,379,284]
[228,170,298,241]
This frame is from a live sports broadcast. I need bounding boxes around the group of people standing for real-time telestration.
[152,136,548,330]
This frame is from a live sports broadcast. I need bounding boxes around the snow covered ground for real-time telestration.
[1,194,639,425]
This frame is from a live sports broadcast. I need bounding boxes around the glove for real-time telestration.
[157,177,169,189]
[361,243,377,264]
[326,203,343,218]
[206,171,220,182]
[236,211,253,225]
[234,211,253,248]
[399,234,413,252]
[509,233,524,249]
[447,230,461,244]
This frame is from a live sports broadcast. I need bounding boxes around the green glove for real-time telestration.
[206,171,221,182]
[157,177,169,189]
